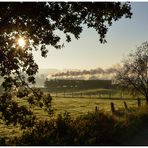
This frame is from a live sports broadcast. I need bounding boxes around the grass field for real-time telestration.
[52,97,145,117]
[50,88,144,117]
[0,88,146,139]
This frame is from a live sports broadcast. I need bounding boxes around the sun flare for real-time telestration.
[18,37,26,48]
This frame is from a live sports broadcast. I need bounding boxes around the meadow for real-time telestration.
[0,88,145,140]
[52,97,145,117]
[50,88,144,116]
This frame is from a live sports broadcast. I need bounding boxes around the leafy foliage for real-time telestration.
[0,2,132,127]
[0,92,36,129]
[0,2,132,88]
[116,42,148,102]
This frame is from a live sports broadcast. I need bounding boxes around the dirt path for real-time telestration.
[124,127,148,145]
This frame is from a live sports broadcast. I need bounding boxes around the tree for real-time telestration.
[116,42,148,103]
[0,2,132,127]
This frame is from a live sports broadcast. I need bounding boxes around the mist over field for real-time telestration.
[35,66,117,87]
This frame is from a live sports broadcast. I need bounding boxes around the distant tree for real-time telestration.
[0,2,132,127]
[116,42,148,103]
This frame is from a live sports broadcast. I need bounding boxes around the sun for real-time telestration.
[18,37,26,48]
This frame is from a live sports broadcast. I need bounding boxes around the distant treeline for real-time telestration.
[45,79,112,91]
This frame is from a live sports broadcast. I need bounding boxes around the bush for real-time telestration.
[7,106,148,146]
[73,112,118,145]
[11,111,127,145]
[0,137,6,146]
[12,112,77,146]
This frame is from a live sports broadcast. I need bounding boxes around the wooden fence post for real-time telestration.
[95,106,98,112]
[124,101,128,110]
[137,98,141,107]
[111,102,115,113]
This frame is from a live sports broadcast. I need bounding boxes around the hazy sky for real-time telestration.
[33,2,148,70]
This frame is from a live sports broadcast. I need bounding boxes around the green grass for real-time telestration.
[0,88,146,139]
[52,97,145,117]
[1,96,144,139]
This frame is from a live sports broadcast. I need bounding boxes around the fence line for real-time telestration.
[51,91,118,99]
[110,98,143,114]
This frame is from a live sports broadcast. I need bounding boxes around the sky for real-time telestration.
[33,2,148,70]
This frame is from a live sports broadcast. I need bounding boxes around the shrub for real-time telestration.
[0,137,6,146]
[11,111,125,145]
[7,106,148,146]
[12,112,77,145]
